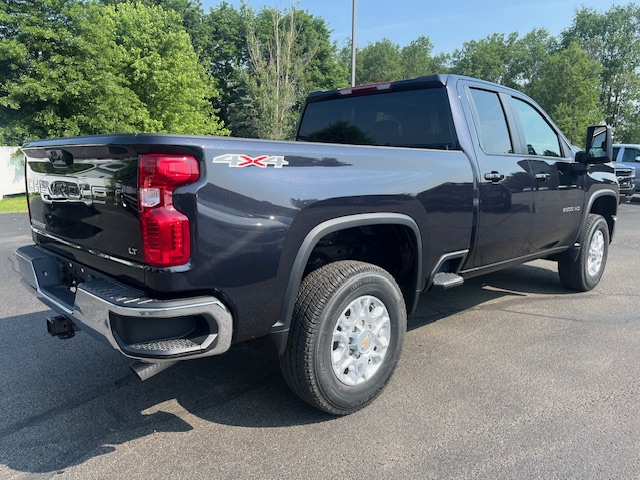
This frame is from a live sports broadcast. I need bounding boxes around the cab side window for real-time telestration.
[469,89,513,154]
[512,98,563,158]
[622,147,640,162]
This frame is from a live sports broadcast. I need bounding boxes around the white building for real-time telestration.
[0,147,25,200]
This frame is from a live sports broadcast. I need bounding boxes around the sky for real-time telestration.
[200,0,622,54]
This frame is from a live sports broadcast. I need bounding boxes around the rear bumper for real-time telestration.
[16,245,233,362]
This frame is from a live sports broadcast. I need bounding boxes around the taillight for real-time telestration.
[138,154,200,267]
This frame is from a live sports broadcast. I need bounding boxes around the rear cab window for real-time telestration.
[297,86,458,150]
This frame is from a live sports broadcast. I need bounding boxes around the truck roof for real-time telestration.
[305,74,527,104]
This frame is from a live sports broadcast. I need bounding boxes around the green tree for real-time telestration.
[292,11,345,93]
[400,36,447,79]
[241,5,307,139]
[198,2,248,128]
[96,2,227,135]
[449,30,562,90]
[337,36,447,85]
[450,33,521,87]
[562,4,640,135]
[528,42,603,145]
[233,4,342,139]
[618,106,640,143]
[100,0,206,45]
[0,0,110,142]
[0,0,226,144]
[356,39,402,84]
[512,28,557,88]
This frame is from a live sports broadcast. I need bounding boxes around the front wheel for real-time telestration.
[280,261,407,415]
[558,213,610,291]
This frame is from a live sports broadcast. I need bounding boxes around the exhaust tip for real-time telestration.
[130,360,177,381]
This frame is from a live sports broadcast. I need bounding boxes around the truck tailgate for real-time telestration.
[23,143,143,265]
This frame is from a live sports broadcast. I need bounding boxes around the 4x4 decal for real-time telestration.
[213,154,289,168]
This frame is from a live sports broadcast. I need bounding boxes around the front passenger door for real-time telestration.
[510,97,584,252]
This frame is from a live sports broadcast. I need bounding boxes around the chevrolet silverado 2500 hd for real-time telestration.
[16,75,619,415]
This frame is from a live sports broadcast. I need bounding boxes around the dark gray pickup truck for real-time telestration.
[16,75,619,414]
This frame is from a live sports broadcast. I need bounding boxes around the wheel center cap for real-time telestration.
[358,330,374,353]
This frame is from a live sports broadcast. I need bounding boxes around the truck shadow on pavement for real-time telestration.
[0,317,328,474]
[409,261,573,330]
[0,262,577,474]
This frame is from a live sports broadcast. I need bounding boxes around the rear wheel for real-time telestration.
[558,213,609,291]
[280,260,407,415]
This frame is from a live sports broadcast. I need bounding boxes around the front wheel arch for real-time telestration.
[558,213,610,291]
[585,190,617,241]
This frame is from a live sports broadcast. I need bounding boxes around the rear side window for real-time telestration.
[297,87,457,150]
[468,89,513,155]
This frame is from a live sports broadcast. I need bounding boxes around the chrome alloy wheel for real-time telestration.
[587,230,605,277]
[331,295,391,386]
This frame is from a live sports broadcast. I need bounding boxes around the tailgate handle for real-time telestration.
[46,149,74,166]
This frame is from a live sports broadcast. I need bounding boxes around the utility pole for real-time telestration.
[351,0,357,86]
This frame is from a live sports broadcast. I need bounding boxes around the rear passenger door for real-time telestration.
[464,85,535,267]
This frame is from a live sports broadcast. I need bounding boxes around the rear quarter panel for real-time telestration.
[178,137,474,341]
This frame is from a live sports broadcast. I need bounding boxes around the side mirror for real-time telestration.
[576,125,613,164]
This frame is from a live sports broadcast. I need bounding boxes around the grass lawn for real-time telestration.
[0,194,28,213]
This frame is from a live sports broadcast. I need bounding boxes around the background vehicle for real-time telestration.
[575,145,636,201]
[613,144,640,193]
[614,164,635,201]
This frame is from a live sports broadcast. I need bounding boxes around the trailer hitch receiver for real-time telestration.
[46,315,79,339]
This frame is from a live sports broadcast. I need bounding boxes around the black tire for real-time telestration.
[558,213,609,291]
[280,260,407,415]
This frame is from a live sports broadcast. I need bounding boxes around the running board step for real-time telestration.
[432,272,464,289]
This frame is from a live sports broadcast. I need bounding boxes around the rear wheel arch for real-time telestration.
[280,260,407,414]
[271,213,422,353]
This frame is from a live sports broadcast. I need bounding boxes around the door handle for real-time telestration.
[535,173,551,181]
[484,172,505,182]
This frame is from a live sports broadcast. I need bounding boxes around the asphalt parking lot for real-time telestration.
[1,200,639,480]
